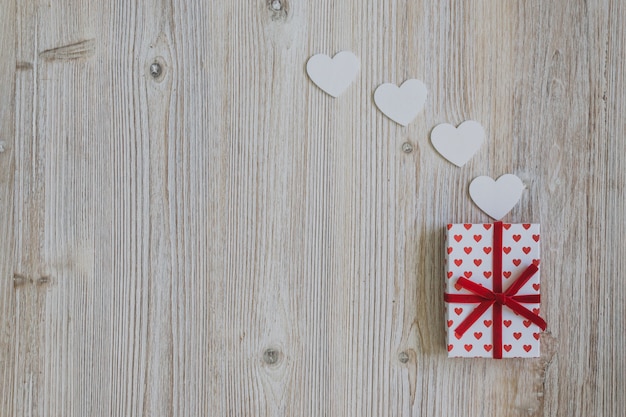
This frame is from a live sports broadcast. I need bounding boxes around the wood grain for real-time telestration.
[1,0,624,416]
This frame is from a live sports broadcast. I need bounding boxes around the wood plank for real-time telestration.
[588,0,626,415]
[0,0,16,414]
[10,1,47,416]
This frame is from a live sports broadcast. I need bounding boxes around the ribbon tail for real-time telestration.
[454,301,494,338]
[505,299,547,331]
[505,264,539,296]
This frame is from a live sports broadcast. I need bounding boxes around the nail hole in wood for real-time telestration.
[37,275,51,285]
[13,273,52,288]
[402,142,413,154]
[16,61,33,71]
[13,273,31,288]
[148,57,166,82]
[150,62,162,78]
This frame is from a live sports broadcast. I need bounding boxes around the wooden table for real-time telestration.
[1,1,624,415]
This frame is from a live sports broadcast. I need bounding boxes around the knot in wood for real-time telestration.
[267,0,288,19]
[263,348,281,365]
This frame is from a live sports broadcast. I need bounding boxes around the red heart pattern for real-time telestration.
[445,223,541,358]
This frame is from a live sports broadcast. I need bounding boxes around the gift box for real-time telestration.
[444,222,546,358]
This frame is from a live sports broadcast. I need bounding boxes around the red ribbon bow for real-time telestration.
[444,221,547,358]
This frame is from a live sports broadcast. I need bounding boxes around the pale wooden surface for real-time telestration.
[1,0,624,416]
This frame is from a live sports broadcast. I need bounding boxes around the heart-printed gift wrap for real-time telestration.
[444,222,546,358]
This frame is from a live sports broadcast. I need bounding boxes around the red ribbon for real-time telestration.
[444,221,547,358]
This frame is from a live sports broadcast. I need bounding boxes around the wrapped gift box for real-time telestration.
[444,222,546,358]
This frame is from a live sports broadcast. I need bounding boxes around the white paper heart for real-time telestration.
[469,174,525,220]
[431,121,485,167]
[373,79,427,126]
[306,51,359,98]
